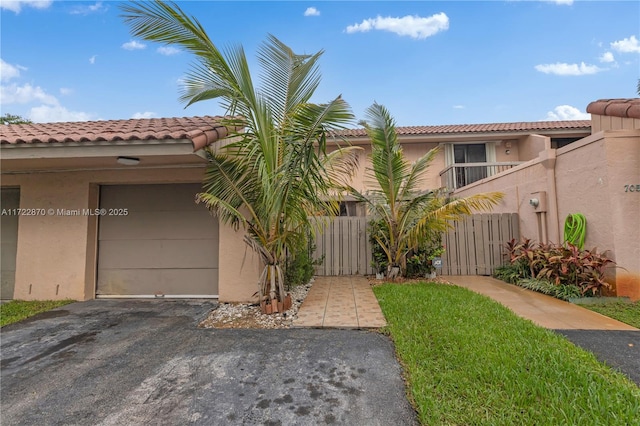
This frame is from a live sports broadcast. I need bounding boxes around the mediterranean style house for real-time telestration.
[1,98,638,302]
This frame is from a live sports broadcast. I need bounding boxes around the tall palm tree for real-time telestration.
[121,1,360,310]
[350,103,504,278]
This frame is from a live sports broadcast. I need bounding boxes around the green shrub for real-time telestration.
[284,236,320,289]
[369,217,444,278]
[518,278,582,301]
[493,261,529,284]
[368,219,388,274]
[500,238,615,297]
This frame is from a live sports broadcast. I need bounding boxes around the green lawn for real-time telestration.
[0,300,75,327]
[578,301,640,329]
[374,283,640,425]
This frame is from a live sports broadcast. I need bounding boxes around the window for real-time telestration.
[551,137,582,149]
[339,201,360,217]
[453,144,487,188]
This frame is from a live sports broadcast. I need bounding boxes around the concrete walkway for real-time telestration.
[446,275,638,330]
[294,276,386,328]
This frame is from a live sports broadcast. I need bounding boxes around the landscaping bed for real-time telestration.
[374,282,640,425]
[199,280,312,329]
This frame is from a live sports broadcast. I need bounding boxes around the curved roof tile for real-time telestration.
[587,98,640,119]
[0,116,233,151]
[336,120,591,137]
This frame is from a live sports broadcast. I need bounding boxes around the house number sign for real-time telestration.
[624,184,640,192]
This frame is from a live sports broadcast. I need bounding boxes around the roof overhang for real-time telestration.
[335,128,591,145]
[0,139,210,173]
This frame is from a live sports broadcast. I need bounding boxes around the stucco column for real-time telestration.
[12,175,94,300]
[539,149,560,244]
[217,222,262,302]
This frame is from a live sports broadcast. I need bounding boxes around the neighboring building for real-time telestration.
[1,99,637,302]
[334,120,590,198]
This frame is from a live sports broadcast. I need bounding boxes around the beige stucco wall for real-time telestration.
[454,130,640,299]
[591,114,640,133]
[453,158,550,243]
[495,139,519,162]
[518,134,549,162]
[217,222,262,303]
[1,167,261,302]
[331,141,443,192]
[555,130,640,299]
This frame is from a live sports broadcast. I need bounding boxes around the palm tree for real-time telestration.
[121,1,360,311]
[349,103,504,279]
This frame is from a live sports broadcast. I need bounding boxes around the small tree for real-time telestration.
[1,114,32,125]
[350,103,504,279]
[121,1,360,312]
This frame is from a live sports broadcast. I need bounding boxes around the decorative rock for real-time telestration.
[199,281,313,329]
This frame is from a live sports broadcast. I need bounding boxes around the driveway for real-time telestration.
[1,300,417,425]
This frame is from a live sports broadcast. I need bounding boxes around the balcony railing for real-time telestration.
[439,162,523,191]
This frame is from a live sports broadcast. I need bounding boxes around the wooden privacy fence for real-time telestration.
[311,213,519,277]
[440,213,519,276]
[311,217,374,276]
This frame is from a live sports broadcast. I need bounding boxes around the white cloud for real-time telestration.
[0,59,26,82]
[346,13,449,40]
[598,52,615,63]
[0,0,52,13]
[545,105,590,121]
[122,40,146,51]
[157,46,181,56]
[0,59,93,123]
[0,83,58,105]
[132,111,156,119]
[29,105,92,123]
[304,7,320,17]
[453,105,465,109]
[89,55,97,65]
[611,35,640,54]
[534,62,603,76]
[70,1,106,15]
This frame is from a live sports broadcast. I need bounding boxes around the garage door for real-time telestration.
[1,188,20,300]
[97,184,219,298]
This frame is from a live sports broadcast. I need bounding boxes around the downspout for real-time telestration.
[539,146,560,244]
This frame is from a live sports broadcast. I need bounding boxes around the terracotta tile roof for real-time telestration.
[335,120,591,138]
[586,98,640,120]
[1,116,591,153]
[0,116,232,151]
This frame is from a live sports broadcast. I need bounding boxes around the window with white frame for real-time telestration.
[443,142,496,189]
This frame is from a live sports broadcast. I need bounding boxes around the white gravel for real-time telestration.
[199,279,313,329]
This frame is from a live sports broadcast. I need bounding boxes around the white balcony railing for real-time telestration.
[439,162,523,191]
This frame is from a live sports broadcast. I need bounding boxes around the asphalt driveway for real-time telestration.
[1,300,417,425]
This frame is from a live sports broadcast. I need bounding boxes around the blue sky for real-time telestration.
[1,1,638,126]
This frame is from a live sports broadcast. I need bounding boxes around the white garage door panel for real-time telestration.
[99,239,218,269]
[97,184,219,297]
[99,211,218,240]
[97,269,217,296]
